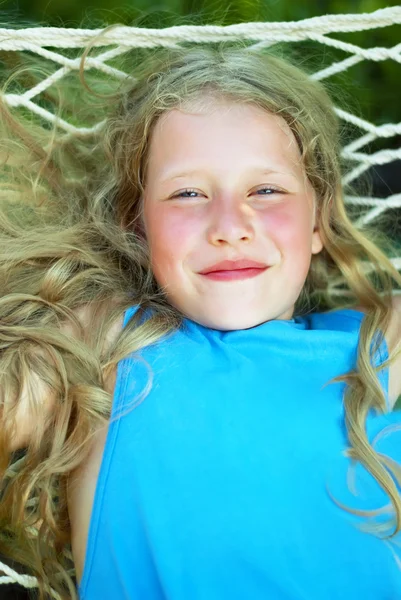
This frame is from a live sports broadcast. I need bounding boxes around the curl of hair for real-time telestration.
[0,35,401,599]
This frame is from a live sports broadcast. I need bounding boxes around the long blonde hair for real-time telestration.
[0,38,400,599]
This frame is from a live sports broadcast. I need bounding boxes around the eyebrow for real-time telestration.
[159,167,298,184]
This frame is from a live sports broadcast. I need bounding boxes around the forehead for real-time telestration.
[146,101,303,179]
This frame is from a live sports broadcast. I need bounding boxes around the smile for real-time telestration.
[200,267,269,281]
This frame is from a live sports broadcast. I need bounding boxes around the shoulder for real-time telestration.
[355,297,401,410]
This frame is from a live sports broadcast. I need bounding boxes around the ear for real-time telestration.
[311,198,323,255]
[311,225,324,255]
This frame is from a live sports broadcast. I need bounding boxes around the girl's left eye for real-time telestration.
[254,187,282,196]
[172,186,282,198]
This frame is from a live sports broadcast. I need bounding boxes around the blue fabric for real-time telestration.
[78,307,401,600]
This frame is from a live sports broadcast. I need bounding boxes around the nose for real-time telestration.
[207,201,255,247]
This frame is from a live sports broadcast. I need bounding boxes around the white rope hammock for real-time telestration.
[0,6,400,594]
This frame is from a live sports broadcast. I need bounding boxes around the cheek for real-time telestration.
[145,208,199,279]
[263,207,313,256]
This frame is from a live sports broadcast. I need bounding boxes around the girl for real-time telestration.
[1,41,401,600]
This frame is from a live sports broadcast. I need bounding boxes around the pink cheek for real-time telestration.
[149,215,195,269]
[268,215,314,271]
[163,209,199,241]
[262,211,295,245]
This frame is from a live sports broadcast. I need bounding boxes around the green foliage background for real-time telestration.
[1,0,399,127]
[2,0,399,28]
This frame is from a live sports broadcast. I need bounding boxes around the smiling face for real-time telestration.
[142,100,323,331]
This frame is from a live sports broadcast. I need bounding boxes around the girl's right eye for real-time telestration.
[172,188,200,198]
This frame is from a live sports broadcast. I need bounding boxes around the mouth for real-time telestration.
[200,267,269,281]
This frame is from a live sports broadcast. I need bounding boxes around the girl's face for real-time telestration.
[142,101,323,331]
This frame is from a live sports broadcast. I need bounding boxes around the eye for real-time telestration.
[171,186,284,199]
[172,188,201,198]
[253,186,283,196]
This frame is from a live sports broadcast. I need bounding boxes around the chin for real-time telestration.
[196,313,270,332]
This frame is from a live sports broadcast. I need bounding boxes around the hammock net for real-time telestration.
[0,5,400,593]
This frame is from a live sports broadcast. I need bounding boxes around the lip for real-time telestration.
[201,267,269,281]
[199,259,268,274]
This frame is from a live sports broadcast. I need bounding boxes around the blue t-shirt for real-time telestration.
[78,307,401,600]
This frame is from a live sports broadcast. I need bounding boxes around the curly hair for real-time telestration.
[0,37,400,599]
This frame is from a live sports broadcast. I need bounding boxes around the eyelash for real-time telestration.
[172,186,283,199]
